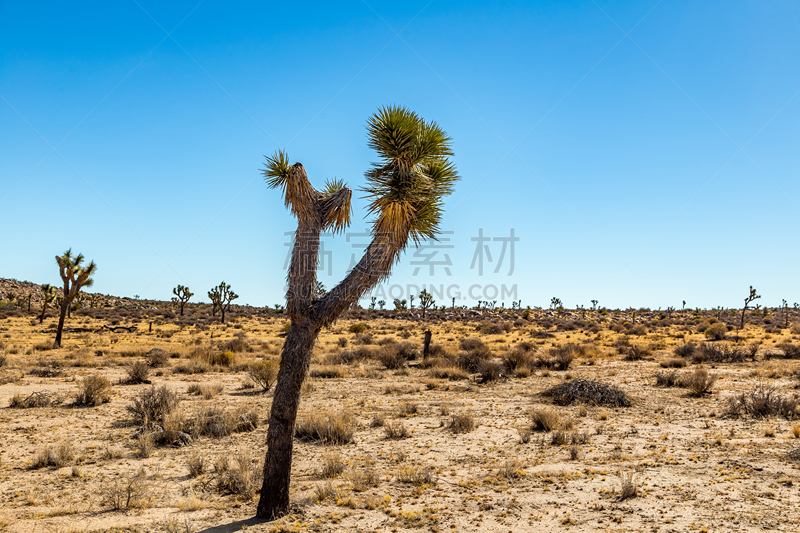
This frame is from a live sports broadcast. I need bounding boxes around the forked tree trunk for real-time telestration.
[257,318,319,516]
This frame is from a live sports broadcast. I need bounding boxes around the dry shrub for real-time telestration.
[317,451,346,479]
[327,346,374,365]
[310,365,347,378]
[75,375,112,406]
[704,322,728,340]
[623,344,651,361]
[692,343,748,364]
[126,361,151,384]
[348,323,368,334]
[32,441,74,469]
[127,385,180,424]
[543,379,632,407]
[683,367,717,397]
[398,401,419,417]
[247,359,279,391]
[103,468,152,510]
[770,342,800,360]
[655,370,681,387]
[673,343,697,358]
[376,342,417,369]
[547,344,577,369]
[450,411,476,434]
[478,360,505,382]
[726,384,800,418]
[10,390,63,408]
[296,409,356,444]
[337,337,348,348]
[355,333,373,345]
[456,337,492,372]
[384,420,410,439]
[145,348,170,367]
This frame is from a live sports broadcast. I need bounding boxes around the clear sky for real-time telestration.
[1,1,798,310]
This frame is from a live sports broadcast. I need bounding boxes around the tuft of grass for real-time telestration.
[317,451,346,479]
[216,449,262,498]
[618,470,638,500]
[384,420,410,440]
[187,451,205,478]
[31,441,74,469]
[531,407,568,432]
[450,411,476,434]
[397,465,434,485]
[187,382,223,400]
[295,410,356,444]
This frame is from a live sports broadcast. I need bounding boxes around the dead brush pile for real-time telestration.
[691,343,754,364]
[543,379,631,407]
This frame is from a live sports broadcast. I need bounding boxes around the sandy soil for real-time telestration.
[0,311,799,532]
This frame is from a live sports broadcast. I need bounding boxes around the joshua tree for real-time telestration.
[53,250,97,348]
[393,298,407,310]
[172,285,194,316]
[739,286,761,330]
[591,299,598,310]
[208,282,238,323]
[256,106,458,518]
[378,299,386,310]
[452,296,456,309]
[38,284,57,324]
[369,296,377,310]
[783,299,789,328]
[419,289,435,320]
[409,294,415,309]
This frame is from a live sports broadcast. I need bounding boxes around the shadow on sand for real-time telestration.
[196,517,272,532]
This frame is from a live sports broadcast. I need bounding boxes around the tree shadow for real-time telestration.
[195,517,271,532]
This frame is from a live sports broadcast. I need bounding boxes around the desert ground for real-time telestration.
[1,297,800,532]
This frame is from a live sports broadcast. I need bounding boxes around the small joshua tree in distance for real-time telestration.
[739,286,760,330]
[53,250,97,348]
[208,282,238,323]
[419,289,435,320]
[39,284,57,324]
[378,299,386,310]
[256,106,458,518]
[172,285,194,316]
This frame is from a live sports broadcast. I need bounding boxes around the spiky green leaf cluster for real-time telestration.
[362,105,459,244]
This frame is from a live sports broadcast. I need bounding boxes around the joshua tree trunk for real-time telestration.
[39,302,48,324]
[257,318,319,515]
[54,295,69,349]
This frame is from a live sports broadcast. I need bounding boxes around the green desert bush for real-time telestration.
[75,375,112,406]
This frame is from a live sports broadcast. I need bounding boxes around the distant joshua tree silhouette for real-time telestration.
[256,106,459,518]
[739,286,761,330]
[208,282,238,323]
[172,285,194,316]
[38,284,57,324]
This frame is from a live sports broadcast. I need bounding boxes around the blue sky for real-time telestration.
[1,0,798,310]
